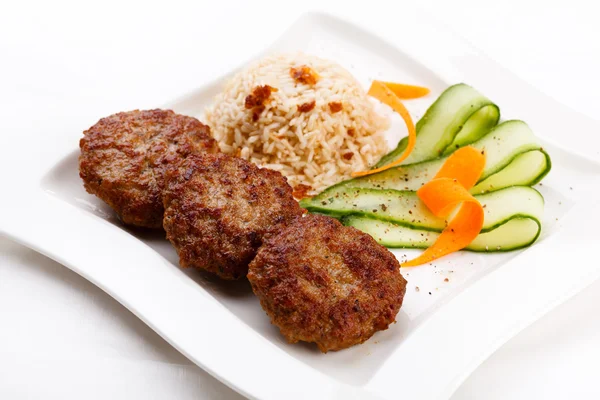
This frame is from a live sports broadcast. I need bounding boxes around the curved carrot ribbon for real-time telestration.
[382,82,430,99]
[352,81,417,177]
[403,146,485,267]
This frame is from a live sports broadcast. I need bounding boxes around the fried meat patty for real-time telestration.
[248,214,407,352]
[79,109,218,228]
[162,152,303,280]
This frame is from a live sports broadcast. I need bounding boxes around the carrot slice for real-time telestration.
[382,82,430,99]
[352,81,417,178]
[403,147,485,267]
[434,146,486,189]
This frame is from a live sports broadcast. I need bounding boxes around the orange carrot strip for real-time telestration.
[382,82,430,99]
[434,146,486,189]
[352,81,417,178]
[403,147,485,267]
[402,179,483,267]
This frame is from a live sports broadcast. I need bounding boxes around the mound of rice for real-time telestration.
[204,53,389,196]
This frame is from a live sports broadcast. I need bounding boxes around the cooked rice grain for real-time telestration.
[204,53,389,195]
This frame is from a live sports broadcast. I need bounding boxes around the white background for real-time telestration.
[1,0,599,398]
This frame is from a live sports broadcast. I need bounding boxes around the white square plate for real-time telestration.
[2,12,600,400]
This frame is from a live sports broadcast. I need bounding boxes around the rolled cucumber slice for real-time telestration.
[471,149,550,194]
[375,83,500,167]
[300,185,544,235]
[325,120,550,195]
[343,215,541,252]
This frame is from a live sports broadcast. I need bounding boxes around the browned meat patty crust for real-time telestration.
[248,214,407,352]
[162,152,304,280]
[79,109,218,228]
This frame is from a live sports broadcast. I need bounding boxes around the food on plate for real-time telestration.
[248,214,407,352]
[379,82,430,99]
[325,120,551,195]
[79,109,218,228]
[343,204,543,252]
[204,53,390,197]
[76,48,554,351]
[302,183,544,250]
[351,81,417,177]
[301,82,551,264]
[401,146,486,266]
[162,152,303,280]
[375,83,500,168]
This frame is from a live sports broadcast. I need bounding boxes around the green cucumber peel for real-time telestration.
[342,215,542,252]
[318,120,551,196]
[300,185,544,235]
[375,83,500,168]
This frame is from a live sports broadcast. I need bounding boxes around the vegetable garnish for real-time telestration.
[403,146,485,267]
[382,82,430,99]
[352,81,417,177]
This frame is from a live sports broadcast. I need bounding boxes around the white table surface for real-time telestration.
[1,0,599,398]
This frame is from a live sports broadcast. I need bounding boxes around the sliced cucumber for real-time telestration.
[442,102,501,155]
[343,215,541,252]
[300,185,544,234]
[303,82,551,253]
[302,186,443,230]
[471,149,550,194]
[326,120,550,194]
[375,83,500,167]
